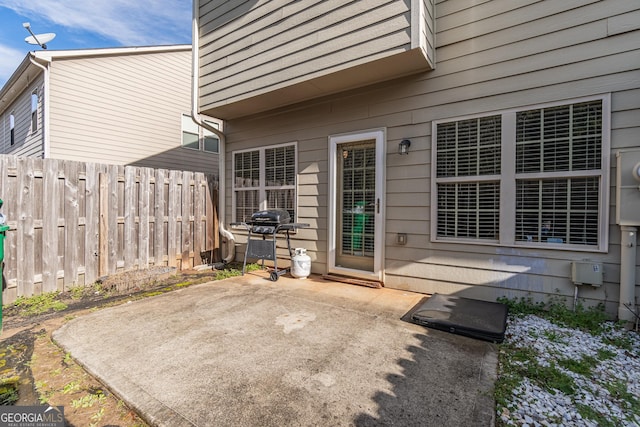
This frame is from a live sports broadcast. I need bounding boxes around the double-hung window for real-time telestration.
[432,96,609,251]
[233,143,297,222]
[181,114,220,153]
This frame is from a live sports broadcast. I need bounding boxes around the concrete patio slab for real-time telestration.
[53,273,497,426]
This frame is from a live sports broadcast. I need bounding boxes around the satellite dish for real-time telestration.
[22,22,55,49]
[25,33,56,47]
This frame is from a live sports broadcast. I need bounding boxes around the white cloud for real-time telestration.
[0,0,191,46]
[0,43,27,88]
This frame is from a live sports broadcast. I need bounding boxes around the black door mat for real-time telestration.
[407,293,508,343]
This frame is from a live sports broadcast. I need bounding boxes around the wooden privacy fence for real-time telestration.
[0,155,218,304]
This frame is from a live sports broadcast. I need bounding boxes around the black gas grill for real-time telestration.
[231,209,309,281]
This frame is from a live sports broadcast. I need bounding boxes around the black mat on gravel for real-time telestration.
[407,293,508,343]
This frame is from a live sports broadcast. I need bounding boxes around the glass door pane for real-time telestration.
[335,141,376,272]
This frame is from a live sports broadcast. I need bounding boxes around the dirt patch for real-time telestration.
[0,266,224,426]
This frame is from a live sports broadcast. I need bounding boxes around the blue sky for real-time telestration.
[0,0,192,87]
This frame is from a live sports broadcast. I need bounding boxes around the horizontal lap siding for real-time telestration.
[199,0,414,111]
[48,50,219,175]
[220,0,639,310]
[0,76,44,157]
[381,0,640,308]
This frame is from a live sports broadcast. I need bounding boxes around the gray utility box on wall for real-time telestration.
[616,149,640,226]
[571,261,603,287]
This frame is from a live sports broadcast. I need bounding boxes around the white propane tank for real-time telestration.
[291,248,311,279]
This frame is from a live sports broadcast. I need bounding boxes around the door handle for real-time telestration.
[376,198,380,214]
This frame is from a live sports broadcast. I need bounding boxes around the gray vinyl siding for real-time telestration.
[48,49,219,175]
[217,0,640,313]
[199,0,435,119]
[0,77,44,157]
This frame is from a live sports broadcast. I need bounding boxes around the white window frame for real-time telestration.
[9,113,15,146]
[232,142,298,223]
[31,90,39,133]
[181,114,221,153]
[431,94,610,252]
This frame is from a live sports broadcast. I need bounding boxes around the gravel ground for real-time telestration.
[497,314,640,427]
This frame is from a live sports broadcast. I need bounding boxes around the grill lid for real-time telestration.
[250,209,291,225]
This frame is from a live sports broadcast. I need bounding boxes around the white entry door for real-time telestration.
[328,129,385,281]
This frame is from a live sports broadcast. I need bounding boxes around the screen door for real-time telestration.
[328,130,385,281]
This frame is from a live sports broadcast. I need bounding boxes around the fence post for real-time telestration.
[99,172,108,277]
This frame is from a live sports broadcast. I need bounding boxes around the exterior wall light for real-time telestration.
[398,139,411,155]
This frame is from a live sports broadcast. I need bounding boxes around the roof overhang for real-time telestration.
[200,47,431,120]
[0,54,44,116]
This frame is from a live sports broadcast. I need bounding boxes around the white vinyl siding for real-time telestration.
[46,47,219,174]
[432,96,609,252]
[233,143,297,222]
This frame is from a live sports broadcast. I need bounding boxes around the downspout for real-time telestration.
[28,53,50,158]
[619,226,637,326]
[191,1,235,264]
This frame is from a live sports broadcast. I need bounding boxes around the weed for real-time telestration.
[596,348,616,361]
[71,389,106,408]
[35,380,54,404]
[214,268,242,280]
[603,335,634,351]
[0,375,20,405]
[63,352,73,365]
[576,403,618,427]
[542,330,565,343]
[495,343,576,404]
[547,300,608,334]
[213,263,263,280]
[558,355,597,376]
[530,363,575,395]
[90,406,105,425]
[0,385,19,405]
[498,295,608,335]
[604,380,640,415]
[62,380,81,394]
[496,296,640,427]
[141,291,163,298]
[173,281,192,288]
[13,292,68,316]
[69,285,85,300]
[497,295,545,316]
